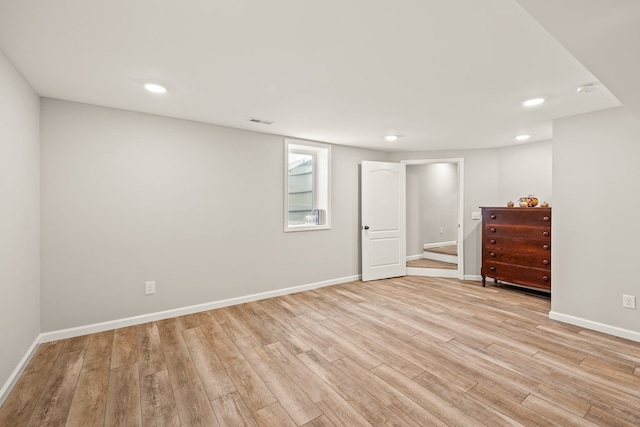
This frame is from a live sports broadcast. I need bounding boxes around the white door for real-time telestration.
[361,161,406,281]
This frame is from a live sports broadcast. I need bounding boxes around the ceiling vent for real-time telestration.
[249,117,274,125]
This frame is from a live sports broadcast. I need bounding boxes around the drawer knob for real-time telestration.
[490,266,496,272]
[543,244,549,250]
[490,239,496,244]
[490,214,496,219]
[490,252,496,257]
[490,227,496,233]
[543,276,549,281]
[542,259,549,265]
[543,216,550,222]
[543,231,549,236]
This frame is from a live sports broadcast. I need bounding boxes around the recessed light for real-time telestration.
[522,97,545,107]
[144,83,167,94]
[577,83,598,94]
[515,134,530,141]
[385,135,398,142]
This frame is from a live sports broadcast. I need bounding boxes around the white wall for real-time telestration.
[497,140,552,206]
[552,107,640,337]
[40,99,386,331]
[0,51,40,396]
[406,163,458,256]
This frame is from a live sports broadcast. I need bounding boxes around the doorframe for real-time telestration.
[401,158,465,280]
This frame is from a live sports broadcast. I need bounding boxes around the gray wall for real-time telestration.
[497,140,552,206]
[553,107,640,334]
[406,163,458,256]
[389,150,500,276]
[40,99,386,331]
[391,141,552,277]
[0,51,40,393]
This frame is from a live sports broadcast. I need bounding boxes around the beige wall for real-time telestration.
[0,50,40,397]
[552,107,640,336]
[40,99,386,331]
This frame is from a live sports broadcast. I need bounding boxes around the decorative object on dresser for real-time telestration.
[480,207,551,291]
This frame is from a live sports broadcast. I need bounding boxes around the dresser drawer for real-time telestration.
[484,237,551,252]
[483,248,551,269]
[481,261,551,290]
[484,224,550,240]
[483,208,551,226]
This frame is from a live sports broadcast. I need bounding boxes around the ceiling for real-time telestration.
[0,0,627,152]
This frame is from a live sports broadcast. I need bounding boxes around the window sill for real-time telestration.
[284,224,331,233]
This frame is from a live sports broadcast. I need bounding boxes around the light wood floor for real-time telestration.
[2,277,640,426]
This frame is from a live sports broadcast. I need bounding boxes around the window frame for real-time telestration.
[284,139,331,232]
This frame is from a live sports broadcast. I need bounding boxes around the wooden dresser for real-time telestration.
[480,207,551,291]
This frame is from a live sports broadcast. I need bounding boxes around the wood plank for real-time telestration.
[206,331,276,412]
[265,342,372,427]
[301,415,336,427]
[298,350,410,426]
[0,341,64,426]
[140,369,180,426]
[85,330,114,362]
[136,322,166,377]
[253,402,297,427]
[182,327,236,400]
[194,310,224,335]
[234,337,322,425]
[210,391,257,427]
[521,393,599,427]
[333,357,448,427]
[110,326,138,369]
[157,319,201,389]
[26,349,84,427]
[174,381,219,427]
[104,363,141,427]
[371,363,497,426]
[176,313,202,330]
[65,353,111,427]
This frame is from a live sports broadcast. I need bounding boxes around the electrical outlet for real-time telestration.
[145,281,156,295]
[622,294,636,309]
[471,211,481,220]
[439,226,444,234]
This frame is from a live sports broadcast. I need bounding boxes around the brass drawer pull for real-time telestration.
[490,214,496,219]
[490,239,496,244]
[542,231,549,236]
[490,253,496,257]
[542,259,549,265]
[490,266,496,272]
[543,276,549,281]
[543,244,549,250]
[543,216,550,222]
[490,227,496,233]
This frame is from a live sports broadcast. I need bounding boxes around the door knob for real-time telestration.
[363,225,370,230]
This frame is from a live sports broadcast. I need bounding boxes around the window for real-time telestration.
[284,139,330,231]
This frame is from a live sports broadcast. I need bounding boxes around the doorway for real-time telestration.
[402,158,464,280]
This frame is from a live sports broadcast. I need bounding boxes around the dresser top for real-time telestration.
[480,206,551,210]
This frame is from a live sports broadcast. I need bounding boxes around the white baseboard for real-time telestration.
[407,267,458,278]
[423,241,457,249]
[40,274,361,343]
[0,334,42,407]
[406,254,424,261]
[464,274,483,281]
[549,311,640,343]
